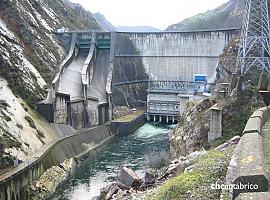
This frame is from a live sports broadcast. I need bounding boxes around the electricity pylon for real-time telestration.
[237,0,270,74]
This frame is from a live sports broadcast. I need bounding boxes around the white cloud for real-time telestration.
[69,0,229,30]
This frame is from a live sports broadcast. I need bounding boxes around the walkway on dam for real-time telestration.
[88,49,110,104]
[58,51,88,101]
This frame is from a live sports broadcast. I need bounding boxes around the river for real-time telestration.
[51,123,173,200]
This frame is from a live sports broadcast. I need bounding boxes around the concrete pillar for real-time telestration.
[208,105,223,142]
[172,116,175,124]
[236,75,243,93]
[258,72,269,91]
[159,115,162,123]
[153,115,156,122]
[108,95,112,122]
[147,114,150,122]
[229,73,238,92]
[166,116,169,123]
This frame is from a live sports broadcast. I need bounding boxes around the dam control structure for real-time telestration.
[38,28,238,127]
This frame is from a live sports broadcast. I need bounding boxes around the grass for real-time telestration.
[146,149,233,200]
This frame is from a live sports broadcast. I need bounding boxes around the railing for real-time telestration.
[81,43,96,99]
[105,32,116,95]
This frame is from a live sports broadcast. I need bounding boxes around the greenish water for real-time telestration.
[51,123,173,200]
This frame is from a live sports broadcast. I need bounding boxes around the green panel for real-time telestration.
[97,38,111,49]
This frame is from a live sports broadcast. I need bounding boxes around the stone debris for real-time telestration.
[160,149,207,180]
[140,171,156,189]
[215,135,241,151]
[26,158,76,200]
[113,106,132,119]
[118,167,141,188]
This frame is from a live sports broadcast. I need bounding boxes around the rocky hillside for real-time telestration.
[93,12,116,31]
[166,0,243,31]
[0,0,101,172]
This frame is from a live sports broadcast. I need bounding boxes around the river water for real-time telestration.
[51,123,173,200]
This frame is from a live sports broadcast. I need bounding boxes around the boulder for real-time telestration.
[166,163,182,176]
[141,172,156,188]
[112,189,125,199]
[118,167,141,188]
[106,183,121,200]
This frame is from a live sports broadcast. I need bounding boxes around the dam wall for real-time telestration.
[115,29,238,82]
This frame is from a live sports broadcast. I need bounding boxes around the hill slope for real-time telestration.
[93,12,116,31]
[166,0,243,31]
[0,0,101,172]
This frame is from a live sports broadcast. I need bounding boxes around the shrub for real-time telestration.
[0,100,9,109]
[20,103,28,112]
[144,150,170,170]
[25,116,36,129]
[36,129,45,138]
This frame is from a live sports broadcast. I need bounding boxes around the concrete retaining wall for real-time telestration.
[70,100,88,129]
[54,93,71,125]
[229,106,270,199]
[110,113,146,135]
[0,125,112,200]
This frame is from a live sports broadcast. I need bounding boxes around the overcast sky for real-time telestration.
[69,0,229,30]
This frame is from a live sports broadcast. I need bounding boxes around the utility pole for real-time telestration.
[237,0,270,74]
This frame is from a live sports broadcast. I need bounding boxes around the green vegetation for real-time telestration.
[210,90,261,148]
[146,150,233,200]
[0,100,10,109]
[166,0,241,31]
[16,123,23,130]
[20,102,28,112]
[37,129,45,138]
[25,115,36,129]
[100,192,106,200]
[0,126,22,170]
[2,113,11,122]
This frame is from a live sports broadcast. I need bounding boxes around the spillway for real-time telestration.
[58,50,89,101]
[88,49,110,104]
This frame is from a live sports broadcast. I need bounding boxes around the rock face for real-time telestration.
[169,98,216,157]
[118,167,141,188]
[112,35,148,108]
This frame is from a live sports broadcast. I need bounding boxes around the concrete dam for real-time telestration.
[37,29,238,127]
[114,29,238,122]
